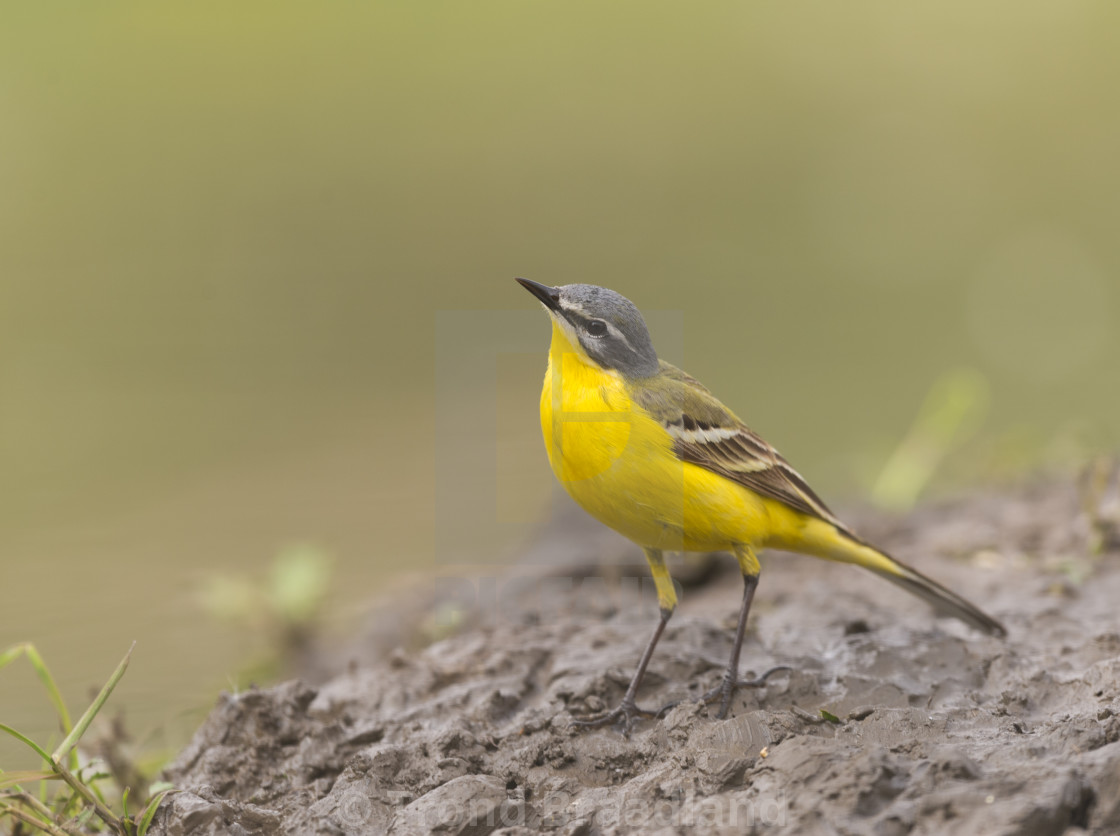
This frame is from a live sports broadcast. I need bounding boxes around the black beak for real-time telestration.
[516,278,561,312]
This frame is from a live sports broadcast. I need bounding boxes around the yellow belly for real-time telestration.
[540,327,808,552]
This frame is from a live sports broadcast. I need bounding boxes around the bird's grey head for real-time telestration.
[517,279,660,378]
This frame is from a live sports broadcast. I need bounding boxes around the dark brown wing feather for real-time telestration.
[632,361,843,528]
[673,424,837,523]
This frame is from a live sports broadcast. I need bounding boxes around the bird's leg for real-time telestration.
[571,607,672,734]
[571,548,676,735]
[698,546,789,719]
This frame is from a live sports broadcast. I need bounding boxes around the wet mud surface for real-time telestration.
[155,478,1120,834]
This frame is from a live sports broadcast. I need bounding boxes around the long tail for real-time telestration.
[795,519,1006,637]
[864,546,1006,636]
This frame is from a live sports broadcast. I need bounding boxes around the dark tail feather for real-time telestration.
[802,519,1006,636]
[871,553,1006,637]
[828,528,1006,636]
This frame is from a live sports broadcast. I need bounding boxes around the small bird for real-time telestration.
[517,278,1005,731]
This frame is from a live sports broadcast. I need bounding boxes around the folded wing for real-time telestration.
[632,361,848,532]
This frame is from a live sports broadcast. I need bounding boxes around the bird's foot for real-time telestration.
[570,698,666,736]
[701,665,792,719]
[657,665,791,720]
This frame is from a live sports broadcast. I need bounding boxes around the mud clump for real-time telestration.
[155,479,1120,834]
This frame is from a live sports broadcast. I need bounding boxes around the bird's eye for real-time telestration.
[587,320,608,337]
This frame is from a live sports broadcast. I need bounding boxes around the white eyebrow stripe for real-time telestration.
[557,298,588,317]
[559,298,641,356]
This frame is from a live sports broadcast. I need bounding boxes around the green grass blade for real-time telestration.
[871,367,989,510]
[0,723,53,762]
[138,788,175,836]
[39,749,53,805]
[0,643,27,670]
[51,642,135,764]
[1,644,79,769]
[23,644,74,735]
[87,773,111,806]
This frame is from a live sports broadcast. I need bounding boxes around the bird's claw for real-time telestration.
[659,665,791,720]
[570,699,663,736]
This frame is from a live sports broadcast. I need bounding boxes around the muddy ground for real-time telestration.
[154,476,1120,835]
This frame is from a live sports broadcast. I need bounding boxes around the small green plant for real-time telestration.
[198,543,333,683]
[871,367,990,511]
[0,643,173,835]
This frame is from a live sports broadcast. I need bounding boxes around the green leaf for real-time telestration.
[268,544,332,623]
[138,788,175,836]
[819,709,842,724]
[73,806,95,825]
[52,642,135,764]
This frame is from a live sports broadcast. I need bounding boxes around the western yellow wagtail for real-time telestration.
[517,278,1005,731]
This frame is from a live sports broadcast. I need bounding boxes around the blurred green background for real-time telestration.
[2,2,1118,766]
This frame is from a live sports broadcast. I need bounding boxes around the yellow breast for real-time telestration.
[539,321,781,552]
